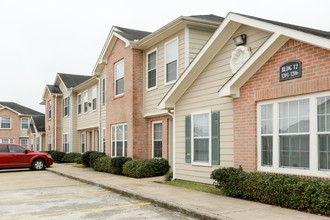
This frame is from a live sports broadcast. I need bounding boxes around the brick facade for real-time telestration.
[0,108,20,143]
[233,39,330,171]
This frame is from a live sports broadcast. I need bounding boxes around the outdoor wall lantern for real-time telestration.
[233,34,247,46]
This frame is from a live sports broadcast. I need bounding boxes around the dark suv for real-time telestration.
[0,144,53,170]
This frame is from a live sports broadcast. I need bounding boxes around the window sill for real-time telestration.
[192,162,212,167]
[114,94,124,99]
[147,87,157,92]
[164,81,176,86]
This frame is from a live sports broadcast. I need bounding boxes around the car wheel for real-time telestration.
[32,159,45,170]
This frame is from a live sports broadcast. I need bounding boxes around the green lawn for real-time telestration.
[162,179,223,195]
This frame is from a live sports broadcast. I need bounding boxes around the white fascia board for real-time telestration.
[219,33,289,97]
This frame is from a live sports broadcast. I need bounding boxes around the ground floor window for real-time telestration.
[47,135,52,151]
[36,137,40,151]
[258,92,330,176]
[0,139,14,144]
[102,128,106,153]
[63,133,69,152]
[111,124,127,157]
[81,133,85,153]
[152,121,162,158]
[20,139,28,148]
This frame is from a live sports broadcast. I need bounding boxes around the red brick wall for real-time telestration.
[105,39,148,159]
[233,39,330,171]
[0,108,19,143]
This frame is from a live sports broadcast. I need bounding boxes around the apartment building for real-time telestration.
[0,101,44,150]
[28,115,45,151]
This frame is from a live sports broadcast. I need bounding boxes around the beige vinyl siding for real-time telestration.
[59,83,70,135]
[77,85,99,130]
[71,93,79,152]
[189,28,213,63]
[175,25,271,184]
[144,30,185,116]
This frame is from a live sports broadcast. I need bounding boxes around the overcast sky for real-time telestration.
[0,0,329,113]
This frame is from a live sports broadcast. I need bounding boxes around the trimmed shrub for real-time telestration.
[210,167,330,216]
[61,152,82,163]
[93,156,112,172]
[81,151,95,167]
[123,158,170,178]
[89,152,106,168]
[164,171,173,181]
[109,157,132,175]
[47,150,66,163]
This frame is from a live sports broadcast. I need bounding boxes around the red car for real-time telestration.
[0,144,53,170]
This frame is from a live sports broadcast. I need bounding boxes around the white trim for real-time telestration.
[191,110,212,167]
[20,117,29,130]
[63,96,70,118]
[152,120,163,158]
[0,116,11,129]
[164,37,179,85]
[92,86,97,111]
[172,108,176,180]
[111,123,128,157]
[77,93,82,116]
[83,90,88,114]
[19,138,29,148]
[114,59,125,97]
[102,128,106,153]
[146,48,158,91]
[81,132,86,153]
[62,133,70,152]
[257,91,330,178]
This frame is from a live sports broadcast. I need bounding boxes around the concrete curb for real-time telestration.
[47,169,230,220]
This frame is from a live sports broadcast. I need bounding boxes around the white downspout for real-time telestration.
[167,109,175,180]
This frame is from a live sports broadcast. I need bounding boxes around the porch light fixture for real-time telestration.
[233,34,247,46]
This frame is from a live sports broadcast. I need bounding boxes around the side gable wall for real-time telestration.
[0,108,19,143]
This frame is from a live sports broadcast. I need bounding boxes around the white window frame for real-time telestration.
[77,93,82,115]
[48,100,52,120]
[47,135,52,151]
[111,123,127,157]
[81,132,85,153]
[146,49,158,91]
[83,90,88,114]
[20,139,28,148]
[114,60,125,97]
[36,137,40,151]
[191,110,212,166]
[102,78,106,106]
[63,96,70,117]
[152,121,162,158]
[164,37,178,85]
[102,128,106,153]
[0,139,14,144]
[92,86,97,111]
[62,133,69,152]
[0,117,11,129]
[21,117,29,130]
[257,91,330,178]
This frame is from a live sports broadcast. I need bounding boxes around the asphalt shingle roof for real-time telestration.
[58,73,93,88]
[114,26,151,42]
[32,115,45,132]
[190,14,225,23]
[0,102,43,115]
[47,85,62,94]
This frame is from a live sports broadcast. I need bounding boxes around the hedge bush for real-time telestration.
[81,151,96,167]
[210,167,330,216]
[93,156,112,172]
[89,152,106,168]
[47,150,66,163]
[61,152,82,163]
[123,158,170,178]
[109,157,132,175]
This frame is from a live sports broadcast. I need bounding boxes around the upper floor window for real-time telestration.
[114,60,124,96]
[102,78,106,106]
[83,91,88,113]
[21,117,29,129]
[165,38,178,84]
[48,100,51,119]
[92,86,97,110]
[0,117,11,129]
[63,97,70,117]
[77,94,82,115]
[147,50,157,90]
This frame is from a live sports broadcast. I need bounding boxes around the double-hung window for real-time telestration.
[63,133,69,152]
[83,91,88,113]
[165,38,178,84]
[36,137,40,151]
[48,101,51,119]
[258,92,330,177]
[0,117,11,129]
[81,133,85,153]
[47,135,52,151]
[77,94,82,115]
[147,50,157,89]
[114,60,124,96]
[152,121,162,158]
[63,97,70,117]
[111,124,127,157]
[21,117,29,130]
[102,128,106,153]
[20,139,28,148]
[92,86,97,110]
[102,78,106,106]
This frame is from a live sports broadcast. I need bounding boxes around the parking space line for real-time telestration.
[0,190,111,204]
[0,202,152,220]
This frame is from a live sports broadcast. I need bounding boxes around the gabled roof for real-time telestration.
[190,14,225,23]
[113,26,151,42]
[159,12,330,109]
[57,73,93,89]
[46,85,62,94]
[0,101,43,115]
[32,115,45,132]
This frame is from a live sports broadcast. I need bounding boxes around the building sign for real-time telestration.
[279,61,302,81]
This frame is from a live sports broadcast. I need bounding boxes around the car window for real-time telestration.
[8,145,26,153]
[0,146,8,152]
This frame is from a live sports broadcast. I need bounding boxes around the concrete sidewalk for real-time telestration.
[47,163,328,220]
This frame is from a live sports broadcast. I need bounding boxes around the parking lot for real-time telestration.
[0,169,194,220]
